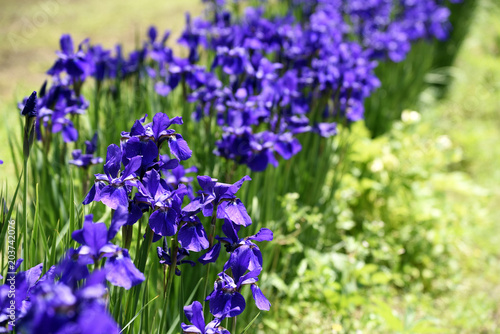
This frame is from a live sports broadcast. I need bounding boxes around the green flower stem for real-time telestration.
[232,316,237,333]
[161,233,178,332]
[22,157,28,270]
[122,224,134,251]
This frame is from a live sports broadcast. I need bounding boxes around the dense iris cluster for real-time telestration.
[17,0,461,173]
[170,0,461,170]
[1,110,272,332]
[0,226,134,334]
[79,111,272,331]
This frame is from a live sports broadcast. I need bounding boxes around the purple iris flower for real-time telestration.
[0,261,43,329]
[145,25,173,64]
[178,215,209,252]
[121,136,159,177]
[135,169,185,237]
[18,81,89,146]
[206,270,270,318]
[181,301,230,334]
[157,243,196,276]
[178,13,202,63]
[247,131,279,172]
[183,175,252,227]
[83,144,141,210]
[51,110,78,142]
[163,164,198,199]
[71,213,145,289]
[20,270,120,334]
[274,133,302,160]
[206,272,245,318]
[314,122,338,138]
[219,219,273,279]
[69,133,103,169]
[71,214,119,263]
[84,43,114,81]
[47,34,89,81]
[121,113,192,161]
[212,47,252,76]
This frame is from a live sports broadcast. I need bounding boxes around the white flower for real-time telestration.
[401,110,421,123]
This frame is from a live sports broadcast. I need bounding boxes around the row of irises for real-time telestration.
[16,0,459,172]
[2,93,272,333]
[1,0,462,332]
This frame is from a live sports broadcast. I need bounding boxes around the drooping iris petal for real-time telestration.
[99,186,129,210]
[180,324,203,333]
[208,290,246,318]
[127,202,144,225]
[105,250,145,290]
[108,206,129,241]
[82,181,106,205]
[247,151,271,172]
[77,307,120,334]
[178,218,209,252]
[238,268,261,287]
[168,134,192,161]
[251,284,271,311]
[275,136,302,160]
[198,242,221,265]
[217,199,252,226]
[160,156,180,170]
[149,209,178,236]
[248,228,274,242]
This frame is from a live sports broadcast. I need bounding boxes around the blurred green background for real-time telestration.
[1,0,500,332]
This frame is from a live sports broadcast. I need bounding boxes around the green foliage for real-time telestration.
[260,113,489,333]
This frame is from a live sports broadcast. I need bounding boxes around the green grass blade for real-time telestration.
[120,294,160,333]
[240,312,261,334]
